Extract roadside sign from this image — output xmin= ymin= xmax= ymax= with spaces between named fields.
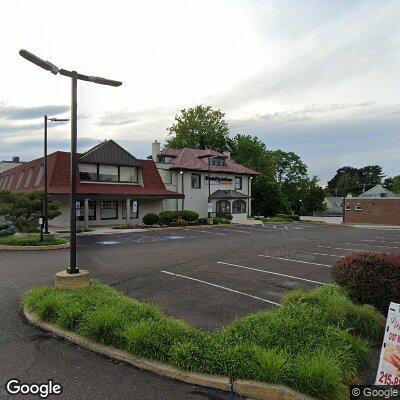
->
xmin=376 ymin=302 xmax=400 ymax=386
xmin=208 ymin=203 xmax=213 ymax=213
xmin=132 ymin=201 xmax=138 ymax=214
xmin=75 ymin=202 xmax=81 ymax=217
xmin=38 ymin=217 xmax=43 ymax=225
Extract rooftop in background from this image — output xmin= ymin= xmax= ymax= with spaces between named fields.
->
xmin=358 ymin=184 xmax=399 ymax=198
xmin=155 ymin=147 xmax=260 ymax=176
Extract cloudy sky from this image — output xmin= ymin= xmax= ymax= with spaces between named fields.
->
xmin=1 ymin=0 xmax=399 ymax=183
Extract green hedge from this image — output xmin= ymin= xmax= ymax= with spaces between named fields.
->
xmin=24 ymin=283 xmax=382 ymax=400
xmin=0 ymin=233 xmax=67 ymax=246
xmin=142 ymin=213 xmax=160 ymax=226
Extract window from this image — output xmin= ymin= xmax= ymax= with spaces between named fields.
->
xmin=355 ymin=205 xmax=363 ymax=211
xmin=120 ymin=166 xmax=138 ymax=183
xmin=345 ymin=205 xmax=352 ymax=211
xmin=157 ymin=155 xmax=165 ymax=163
xmin=98 ymin=165 xmax=118 ymax=182
xmin=235 ymin=176 xmax=242 ymax=190
xmin=79 ymin=164 xmax=97 ymax=181
xmin=232 ymin=200 xmax=246 ymax=213
xmin=78 ymin=201 xmax=96 ymax=221
xmin=16 ymin=171 xmax=25 ymax=189
xmin=160 ymin=169 xmax=172 ymax=184
xmin=191 ymin=173 xmax=201 ymax=189
xmin=25 ymin=168 xmax=34 ymax=188
xmin=100 ymin=201 xmax=118 ymax=220
xmin=34 ymin=166 xmax=44 ymax=187
xmin=216 ymin=200 xmax=230 ymax=215
xmin=210 ymin=156 xmax=226 ymax=166
xmin=122 ymin=200 xmax=139 ymax=219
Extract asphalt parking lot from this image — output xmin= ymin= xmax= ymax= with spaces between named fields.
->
xmin=1 ymin=222 xmax=399 ymax=399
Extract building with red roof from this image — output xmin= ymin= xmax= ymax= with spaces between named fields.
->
xmin=0 ymin=140 xmax=182 ymax=228
xmin=150 ymin=141 xmax=260 ymax=222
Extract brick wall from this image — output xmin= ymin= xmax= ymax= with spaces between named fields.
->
xmin=344 ymin=198 xmax=400 ymax=226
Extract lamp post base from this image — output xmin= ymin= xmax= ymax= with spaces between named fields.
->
xmin=55 ymin=269 xmax=90 ymax=289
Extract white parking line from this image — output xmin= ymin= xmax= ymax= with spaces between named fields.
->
xmin=161 ymin=270 xmax=281 ymax=306
xmin=258 ymin=254 xmax=331 ymax=267
xmin=340 ymin=242 xmax=399 ymax=249
xmin=197 ymin=230 xmax=227 ymax=236
xmin=218 ymin=228 xmax=251 ymax=234
xmin=362 ymin=239 xmax=400 ymax=244
xmin=307 ymin=251 xmax=344 ymax=258
xmin=217 ymin=262 xmax=326 ymax=285
xmin=318 ymin=245 xmax=374 ymax=252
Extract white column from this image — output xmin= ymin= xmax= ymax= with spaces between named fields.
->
xmin=126 ymin=198 xmax=130 ymax=225
xmin=84 ymin=199 xmax=89 ymax=229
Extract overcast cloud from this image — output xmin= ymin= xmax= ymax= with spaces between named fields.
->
xmin=0 ymin=0 xmax=399 ymax=183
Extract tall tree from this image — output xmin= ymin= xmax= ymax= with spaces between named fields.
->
xmin=165 ymin=105 xmax=229 ymax=152
xmin=384 ymin=175 xmax=400 ymax=193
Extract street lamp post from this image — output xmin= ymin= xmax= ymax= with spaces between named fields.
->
xmin=44 ymin=116 xmax=69 ymax=235
xmin=20 ymin=49 xmax=122 ymax=274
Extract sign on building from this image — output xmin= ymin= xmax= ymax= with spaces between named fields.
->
xmin=376 ymin=302 xmax=400 ymax=386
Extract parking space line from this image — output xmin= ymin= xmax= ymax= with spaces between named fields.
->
xmin=161 ymin=270 xmax=281 ymax=306
xmin=303 ymin=251 xmax=344 ymax=258
xmin=340 ymin=242 xmax=399 ymax=249
xmin=217 ymin=262 xmax=326 ymax=285
xmin=197 ymin=230 xmax=227 ymax=236
xmin=217 ymin=228 xmax=251 ymax=234
xmin=258 ymin=254 xmax=331 ymax=267
xmin=318 ymin=245 xmax=374 ymax=252
xmin=361 ymin=239 xmax=400 ymax=244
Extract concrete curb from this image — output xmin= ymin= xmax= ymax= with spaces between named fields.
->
xmin=0 ymin=242 xmax=70 ymax=251
xmin=23 ymin=307 xmax=316 ymax=400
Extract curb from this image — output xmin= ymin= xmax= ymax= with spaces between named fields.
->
xmin=23 ymin=307 xmax=315 ymax=400
xmin=0 ymin=242 xmax=70 ymax=251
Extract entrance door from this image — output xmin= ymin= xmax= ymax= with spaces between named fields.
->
xmin=216 ymin=200 xmax=230 ymax=216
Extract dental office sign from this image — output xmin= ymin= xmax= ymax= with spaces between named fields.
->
xmin=205 ymin=176 xmax=232 ymax=185
xmin=376 ymin=302 xmax=400 ymax=386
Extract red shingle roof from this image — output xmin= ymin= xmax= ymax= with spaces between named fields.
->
xmin=0 ymin=151 xmax=182 ymax=198
xmin=160 ymin=148 xmax=260 ymax=175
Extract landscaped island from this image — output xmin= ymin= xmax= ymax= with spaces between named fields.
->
xmin=0 ymin=233 xmax=68 ymax=247
xmin=24 ymin=282 xmax=383 ymax=399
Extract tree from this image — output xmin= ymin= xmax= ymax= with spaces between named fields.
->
xmin=384 ymin=175 xmax=400 ymax=193
xmin=302 ymin=176 xmax=327 ymax=214
xmin=0 ymin=190 xmax=61 ymax=232
xmin=166 ymin=105 xmax=230 ymax=152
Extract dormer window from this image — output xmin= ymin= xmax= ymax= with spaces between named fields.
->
xmin=157 ymin=155 xmax=165 ymax=163
xmin=79 ymin=163 xmax=138 ymax=183
xmin=209 ymin=156 xmax=226 ymax=166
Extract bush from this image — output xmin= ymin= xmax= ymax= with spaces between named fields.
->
xmin=288 ymin=214 xmax=300 ymax=221
xmin=159 ymin=211 xmax=176 ymax=225
xmin=213 ymin=217 xmax=231 ymax=225
xmin=178 ymin=210 xmax=199 ymax=223
xmin=0 ymin=217 xmax=17 ymax=237
xmin=0 ymin=233 xmax=68 ymax=246
xmin=219 ymin=213 xmax=233 ymax=221
xmin=142 ymin=213 xmax=160 ymax=226
xmin=23 ymin=282 xmax=383 ymax=400
xmin=331 ymin=252 xmax=400 ymax=314
xmin=175 ymin=218 xmax=188 ymax=227
xmin=196 ymin=217 xmax=208 ymax=225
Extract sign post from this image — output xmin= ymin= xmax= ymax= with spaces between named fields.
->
xmin=376 ymin=302 xmax=400 ymax=386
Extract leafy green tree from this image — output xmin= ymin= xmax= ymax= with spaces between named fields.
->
xmin=252 ymin=178 xmax=289 ymax=216
xmin=384 ymin=175 xmax=400 ymax=193
xmin=273 ymin=150 xmax=308 ymax=185
xmin=336 ymin=173 xmax=359 ymax=197
xmin=0 ymin=190 xmax=61 ymax=232
xmin=166 ymin=105 xmax=230 ymax=152
xmin=302 ymin=177 xmax=327 ymax=214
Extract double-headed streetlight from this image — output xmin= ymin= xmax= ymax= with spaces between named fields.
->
xmin=43 ymin=116 xmax=69 ymax=235
xmin=19 ymin=49 xmax=122 ymax=274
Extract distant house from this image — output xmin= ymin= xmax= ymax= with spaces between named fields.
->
xmin=358 ymin=184 xmax=397 ymax=198
xmin=0 ymin=156 xmax=24 ymax=173
xmin=344 ymin=184 xmax=400 ymax=226
xmin=323 ymin=197 xmax=343 ymax=216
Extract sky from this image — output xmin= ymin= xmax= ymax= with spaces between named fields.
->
xmin=1 ymin=0 xmax=399 ymax=184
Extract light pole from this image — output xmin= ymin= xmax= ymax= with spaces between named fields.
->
xmin=44 ymin=116 xmax=69 ymax=235
xmin=20 ymin=49 xmax=122 ymax=274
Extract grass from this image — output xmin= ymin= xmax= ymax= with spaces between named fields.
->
xmin=0 ymin=233 xmax=68 ymax=246
xmin=23 ymin=283 xmax=383 ymax=400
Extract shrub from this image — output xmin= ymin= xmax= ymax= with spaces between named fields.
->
xmin=175 ymin=218 xmax=188 ymax=227
xmin=159 ymin=211 xmax=176 ymax=225
xmin=219 ymin=213 xmax=233 ymax=221
xmin=213 ymin=217 xmax=231 ymax=224
xmin=0 ymin=217 xmax=17 ymax=237
xmin=179 ymin=210 xmax=199 ymax=223
xmin=0 ymin=233 xmax=67 ymax=246
xmin=142 ymin=213 xmax=160 ymax=226
xmin=288 ymin=214 xmax=300 ymax=221
xmin=331 ymin=252 xmax=400 ymax=314
xmin=196 ymin=217 xmax=208 ymax=225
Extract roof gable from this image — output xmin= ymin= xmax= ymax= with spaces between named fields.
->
xmin=79 ymin=140 xmax=142 ymax=167
xmin=358 ymin=184 xmax=396 ymax=198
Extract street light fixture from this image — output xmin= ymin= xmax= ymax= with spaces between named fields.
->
xmin=20 ymin=49 xmax=122 ymax=275
xmin=43 ymin=116 xmax=69 ymax=236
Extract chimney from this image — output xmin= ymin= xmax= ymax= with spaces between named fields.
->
xmin=12 ymin=156 xmax=20 ymax=163
xmin=152 ymin=141 xmax=161 ymax=161
xmin=223 ymin=151 xmax=230 ymax=159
